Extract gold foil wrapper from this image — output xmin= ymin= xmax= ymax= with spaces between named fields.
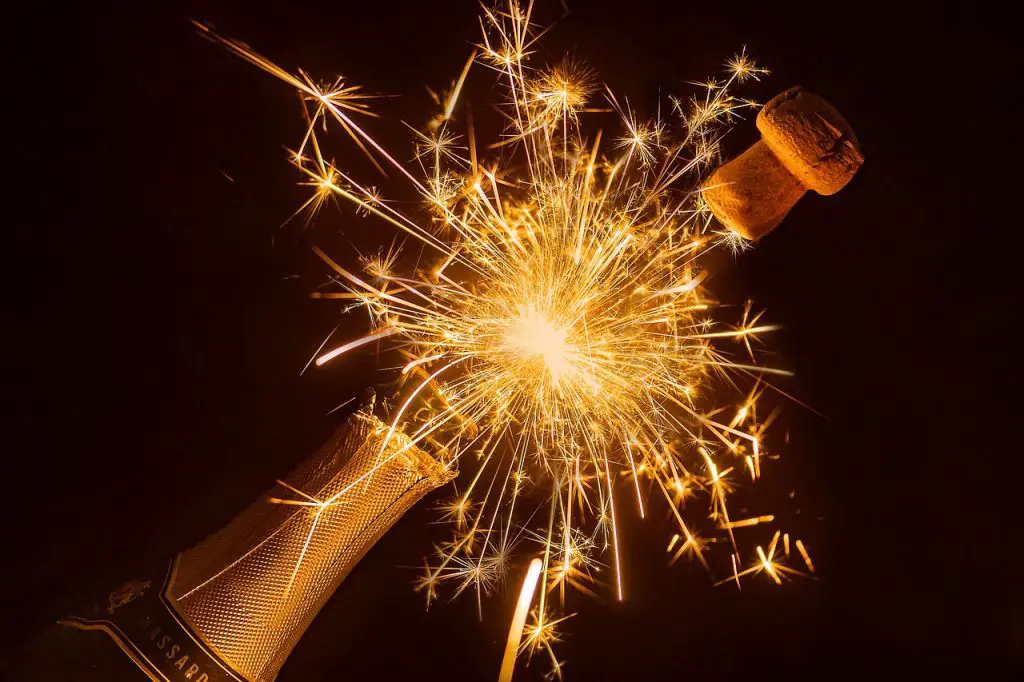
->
xmin=165 ymin=409 xmax=454 ymax=681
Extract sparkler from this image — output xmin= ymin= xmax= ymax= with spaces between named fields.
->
xmin=197 ymin=2 xmax=822 ymax=678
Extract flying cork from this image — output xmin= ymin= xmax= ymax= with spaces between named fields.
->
xmin=702 ymin=87 xmax=864 ymax=240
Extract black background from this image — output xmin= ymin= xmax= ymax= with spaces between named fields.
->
xmin=5 ymin=1 xmax=1018 ymax=679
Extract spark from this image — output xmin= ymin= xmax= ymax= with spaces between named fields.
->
xmin=796 ymin=539 xmax=816 ymax=573
xmin=532 ymin=58 xmax=595 ymax=127
xmin=499 ymin=558 xmax=543 ymax=682
xmin=718 ymin=514 xmax=775 ymax=530
xmin=315 ymin=326 xmax=400 ymax=366
xmin=726 ymin=47 xmax=770 ymax=83
xmin=522 ymin=607 xmax=573 ymax=679
xmin=715 ymin=530 xmax=811 ymax=587
xmin=200 ymin=3 xmax=814 ymax=677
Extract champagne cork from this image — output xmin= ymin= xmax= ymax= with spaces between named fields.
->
xmin=702 ymin=87 xmax=864 ymax=240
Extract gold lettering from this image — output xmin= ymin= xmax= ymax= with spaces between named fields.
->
xmin=166 ymin=644 xmax=179 ymax=660
xmin=196 ymin=675 xmax=209 ymax=682
xmin=158 ymin=635 xmax=171 ymax=651
xmin=175 ymin=654 xmax=189 ymax=670
xmin=149 ymin=625 xmax=161 ymax=641
xmin=185 ymin=663 xmax=200 ymax=679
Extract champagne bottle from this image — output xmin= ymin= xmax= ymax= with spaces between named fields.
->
xmin=13 ymin=400 xmax=454 ymax=681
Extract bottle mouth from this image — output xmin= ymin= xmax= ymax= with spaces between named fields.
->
xmin=352 ymin=408 xmax=458 ymax=486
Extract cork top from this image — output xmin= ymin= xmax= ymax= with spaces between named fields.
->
xmin=757 ymin=87 xmax=864 ymax=196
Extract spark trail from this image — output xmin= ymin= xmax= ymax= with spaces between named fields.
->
xmin=198 ymin=3 xmax=817 ymax=678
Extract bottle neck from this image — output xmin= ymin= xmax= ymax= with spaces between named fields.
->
xmin=164 ymin=410 xmax=453 ymax=682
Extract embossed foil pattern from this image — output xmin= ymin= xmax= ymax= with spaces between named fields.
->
xmin=167 ymin=410 xmax=454 ymax=681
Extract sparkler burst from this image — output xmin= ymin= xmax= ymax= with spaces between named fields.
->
xmin=198 ymin=2 xmax=817 ymax=677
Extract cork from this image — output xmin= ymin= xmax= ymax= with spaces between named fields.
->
xmin=702 ymin=87 xmax=864 ymax=240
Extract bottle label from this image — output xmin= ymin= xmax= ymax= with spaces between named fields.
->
xmin=59 ymin=561 xmax=248 ymax=682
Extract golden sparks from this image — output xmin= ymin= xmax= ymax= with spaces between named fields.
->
xmin=200 ymin=3 xmax=816 ymax=679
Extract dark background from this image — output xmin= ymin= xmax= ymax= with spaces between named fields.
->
xmin=5 ymin=0 xmax=1018 ymax=679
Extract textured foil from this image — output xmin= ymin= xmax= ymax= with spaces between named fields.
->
xmin=165 ymin=409 xmax=455 ymax=681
